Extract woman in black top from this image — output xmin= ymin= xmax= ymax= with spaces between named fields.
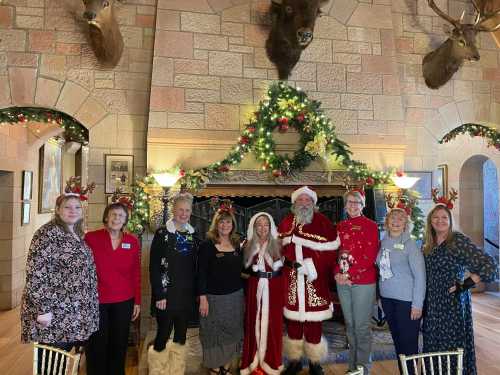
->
xmin=198 ymin=205 xmax=244 ymax=375
xmin=148 ymin=192 xmax=198 ymax=375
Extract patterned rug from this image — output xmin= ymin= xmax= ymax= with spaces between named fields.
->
xmin=323 ymin=320 xmax=397 ymax=364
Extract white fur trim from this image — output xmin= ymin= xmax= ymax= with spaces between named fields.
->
xmin=240 ymin=355 xmax=259 ymax=375
xmin=291 ymin=186 xmax=318 ymax=205
xmin=284 ymin=303 xmax=333 ymax=322
xmin=304 ymin=337 xmax=328 ymax=363
xmin=247 ymin=212 xmax=278 ymax=241
xmin=261 ymin=361 xmax=284 ymax=375
xmin=255 ymin=277 xmax=270 ymax=366
xmin=166 ymin=219 xmax=194 ymax=234
xmin=303 ymin=258 xmax=317 ymax=282
xmin=295 ymin=244 xmax=306 ymax=321
xmin=282 ymin=235 xmax=340 ymax=251
xmin=272 ymin=259 xmax=283 ymax=271
xmin=283 ymin=336 xmax=304 ymax=360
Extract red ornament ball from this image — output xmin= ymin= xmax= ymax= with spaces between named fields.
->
xmin=365 ymin=177 xmax=375 ymax=186
xmin=296 ymin=112 xmax=305 ymax=122
xmin=272 ymin=169 xmax=282 ymax=177
xmin=240 ymin=136 xmax=249 ymax=145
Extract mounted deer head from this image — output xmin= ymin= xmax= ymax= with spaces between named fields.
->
xmin=423 ymin=0 xmax=500 ymax=89
xmin=82 ymin=0 xmax=124 ymax=67
xmin=266 ymin=0 xmax=329 ymax=80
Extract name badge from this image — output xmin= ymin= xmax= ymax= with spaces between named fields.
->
xmin=393 ymin=243 xmax=404 ymax=250
xmin=122 ymin=243 xmax=131 ymax=250
xmin=351 ymin=225 xmax=362 ymax=231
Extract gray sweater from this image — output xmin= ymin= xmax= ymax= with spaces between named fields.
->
xmin=376 ymin=230 xmax=426 ymax=309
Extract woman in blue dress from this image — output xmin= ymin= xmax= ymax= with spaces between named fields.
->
xmin=422 ymin=204 xmax=498 ymax=375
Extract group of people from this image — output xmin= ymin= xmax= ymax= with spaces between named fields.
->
xmin=20 ymin=184 xmax=498 ymax=375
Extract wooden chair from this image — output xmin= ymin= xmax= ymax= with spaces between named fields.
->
xmin=399 ymin=348 xmax=464 ymax=375
xmin=33 ymin=343 xmax=81 ymax=375
xmin=346 ymin=366 xmax=364 ymax=375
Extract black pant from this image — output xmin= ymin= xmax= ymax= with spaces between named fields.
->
xmin=381 ymin=297 xmax=421 ymax=375
xmin=37 ymin=342 xmax=82 ymax=375
xmin=153 ymin=309 xmax=188 ymax=351
xmin=85 ymin=298 xmax=134 ymax=375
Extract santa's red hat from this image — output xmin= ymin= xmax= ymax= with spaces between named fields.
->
xmin=291 ymin=186 xmax=317 ymax=205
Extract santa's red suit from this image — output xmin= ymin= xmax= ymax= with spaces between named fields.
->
xmin=241 ymin=213 xmax=285 ymax=375
xmin=279 ymin=210 xmax=339 ymax=363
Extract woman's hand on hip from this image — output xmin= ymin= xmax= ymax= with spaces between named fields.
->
xmin=131 ymin=304 xmax=141 ymax=321
xmin=410 ymin=307 xmax=422 ymax=320
xmin=199 ymin=295 xmax=209 ymax=317
xmin=36 ymin=312 xmax=53 ymax=328
xmin=156 ymin=299 xmax=167 ymax=310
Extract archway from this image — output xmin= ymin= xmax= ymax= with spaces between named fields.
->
xmin=0 ymin=107 xmax=90 ymax=310
xmin=459 ymin=155 xmax=499 ymax=292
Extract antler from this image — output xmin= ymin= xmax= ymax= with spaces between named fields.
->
xmin=473 ymin=1 xmax=500 ymax=32
xmin=427 ymin=0 xmax=461 ymax=28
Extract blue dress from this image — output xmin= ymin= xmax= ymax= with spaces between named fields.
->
xmin=423 ymin=232 xmax=498 ymax=375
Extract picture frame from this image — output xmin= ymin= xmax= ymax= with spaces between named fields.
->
xmin=38 ymin=140 xmax=63 ymax=213
xmin=105 ymin=154 xmax=134 ymax=194
xmin=406 ymin=171 xmax=433 ymax=200
xmin=433 ymin=164 xmax=448 ymax=198
xmin=22 ymin=202 xmax=31 ymax=225
xmin=22 ymin=170 xmax=33 ymax=201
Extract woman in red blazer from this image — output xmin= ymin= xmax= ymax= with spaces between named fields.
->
xmin=85 ymin=202 xmax=141 ymax=375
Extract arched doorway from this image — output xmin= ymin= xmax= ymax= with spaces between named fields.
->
xmin=0 ymin=107 xmax=89 ymax=309
xmin=459 ymin=155 xmax=499 ymax=292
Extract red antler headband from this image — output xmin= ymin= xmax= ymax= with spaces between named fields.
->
xmin=432 ymin=188 xmax=458 ymax=209
xmin=111 ymin=188 xmax=134 ymax=210
xmin=385 ymin=192 xmax=412 ymax=216
xmin=210 ymin=197 xmax=235 ymax=215
xmin=59 ymin=176 xmax=95 ymax=202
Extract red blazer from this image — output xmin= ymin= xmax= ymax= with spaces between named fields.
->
xmin=334 ymin=215 xmax=379 ymax=284
xmin=85 ymin=228 xmax=141 ymax=304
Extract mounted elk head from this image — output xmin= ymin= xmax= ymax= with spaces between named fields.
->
xmin=82 ymin=0 xmax=124 ymax=67
xmin=266 ymin=0 xmax=329 ymax=80
xmin=423 ymin=0 xmax=500 ymax=89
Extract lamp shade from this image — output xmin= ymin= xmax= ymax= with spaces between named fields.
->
xmin=152 ymin=172 xmax=179 ymax=188
xmin=391 ymin=175 xmax=420 ymax=189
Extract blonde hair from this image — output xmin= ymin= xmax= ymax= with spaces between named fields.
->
xmin=172 ymin=192 xmax=193 ymax=209
xmin=206 ymin=210 xmax=240 ymax=248
xmin=423 ymin=205 xmax=454 ymax=255
xmin=384 ymin=209 xmax=409 ymax=233
xmin=53 ymin=195 xmax=85 ymax=239
xmin=243 ymin=214 xmax=281 ymax=265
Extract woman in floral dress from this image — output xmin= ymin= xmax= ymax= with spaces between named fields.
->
xmin=422 ymin=205 xmax=498 ymax=375
xmin=21 ymin=193 xmax=99 ymax=372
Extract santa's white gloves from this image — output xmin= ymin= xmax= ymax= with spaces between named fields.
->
xmin=297 ymin=258 xmax=318 ymax=282
xmin=36 ymin=312 xmax=53 ymax=328
xmin=272 ymin=259 xmax=283 ymax=271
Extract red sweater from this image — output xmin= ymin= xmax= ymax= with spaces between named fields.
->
xmin=85 ymin=229 xmax=141 ymax=304
xmin=334 ymin=215 xmax=379 ymax=284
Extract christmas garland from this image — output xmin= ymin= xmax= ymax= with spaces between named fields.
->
xmin=179 ymin=82 xmax=392 ymax=191
xmin=0 ymin=107 xmax=89 ymax=144
xmin=439 ymin=123 xmax=500 ymax=150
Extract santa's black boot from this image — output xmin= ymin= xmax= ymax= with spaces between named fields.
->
xmin=283 ymin=361 xmax=303 ymax=375
xmin=309 ymin=361 xmax=325 ymax=375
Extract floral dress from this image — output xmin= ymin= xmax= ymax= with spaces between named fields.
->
xmin=423 ymin=232 xmax=498 ymax=375
xmin=21 ymin=221 xmax=99 ymax=344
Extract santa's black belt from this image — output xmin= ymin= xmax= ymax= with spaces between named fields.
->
xmin=249 ymin=270 xmax=282 ymax=279
xmin=284 ymin=258 xmax=302 ymax=269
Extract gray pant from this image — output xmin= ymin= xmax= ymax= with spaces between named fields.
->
xmin=337 ymin=283 xmax=376 ymax=374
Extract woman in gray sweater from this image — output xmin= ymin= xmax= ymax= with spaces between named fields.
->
xmin=376 ymin=208 xmax=425 ymax=375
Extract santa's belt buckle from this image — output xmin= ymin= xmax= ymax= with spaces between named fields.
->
xmin=266 ymin=271 xmax=273 ymax=278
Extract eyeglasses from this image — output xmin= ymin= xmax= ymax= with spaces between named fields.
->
xmin=346 ymin=200 xmax=362 ymax=205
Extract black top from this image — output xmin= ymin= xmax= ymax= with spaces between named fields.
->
xmin=149 ymin=226 xmax=199 ymax=313
xmin=197 ymin=239 xmax=244 ymax=295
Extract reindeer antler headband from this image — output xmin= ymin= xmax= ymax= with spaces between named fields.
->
xmin=385 ymin=191 xmax=414 ymax=216
xmin=111 ymin=188 xmax=134 ymax=210
xmin=432 ymin=188 xmax=458 ymax=209
xmin=61 ymin=176 xmax=95 ymax=201
xmin=210 ymin=197 xmax=235 ymax=215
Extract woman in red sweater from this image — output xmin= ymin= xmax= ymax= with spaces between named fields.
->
xmin=334 ymin=189 xmax=379 ymax=375
xmin=85 ymin=202 xmax=141 ymax=375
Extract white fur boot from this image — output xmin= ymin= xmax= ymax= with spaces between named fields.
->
xmin=148 ymin=345 xmax=170 ymax=375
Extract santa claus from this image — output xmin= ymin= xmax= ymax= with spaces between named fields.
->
xmin=279 ymin=186 xmax=340 ymax=375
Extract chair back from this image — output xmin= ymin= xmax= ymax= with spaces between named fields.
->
xmin=346 ymin=366 xmax=364 ymax=375
xmin=33 ymin=343 xmax=81 ymax=375
xmin=399 ymin=348 xmax=464 ymax=375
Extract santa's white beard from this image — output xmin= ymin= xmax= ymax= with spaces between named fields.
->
xmin=292 ymin=204 xmax=314 ymax=225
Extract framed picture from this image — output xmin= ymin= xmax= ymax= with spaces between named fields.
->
xmin=22 ymin=202 xmax=31 ymax=225
xmin=38 ymin=140 xmax=63 ymax=213
xmin=406 ymin=171 xmax=433 ymax=200
xmin=22 ymin=170 xmax=33 ymax=201
xmin=433 ymin=164 xmax=448 ymax=198
xmin=105 ymin=154 xmax=134 ymax=194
